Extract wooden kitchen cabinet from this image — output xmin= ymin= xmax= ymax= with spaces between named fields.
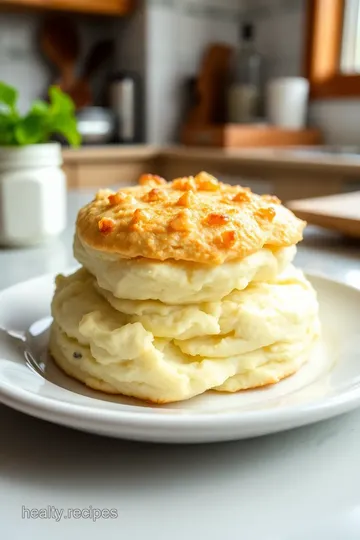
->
xmin=62 ymin=145 xmax=360 ymax=202
xmin=48 ymin=0 xmax=134 ymax=15
xmin=0 ymin=0 xmax=134 ymax=15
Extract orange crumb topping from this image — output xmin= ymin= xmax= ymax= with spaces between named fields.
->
xmin=95 ymin=189 xmax=113 ymax=201
xmin=169 ymin=210 xmax=192 ymax=232
xmin=142 ymin=188 xmax=168 ymax=203
xmin=262 ymin=195 xmax=281 ymax=204
xmin=139 ymin=174 xmax=166 ymax=187
xmin=98 ymin=217 xmax=115 ymax=234
xmin=217 ymin=230 xmax=237 ymax=248
xmin=206 ymin=213 xmax=230 ymax=226
xmin=176 ymin=191 xmax=196 ymax=207
xmin=172 ymin=176 xmax=197 ymax=191
xmin=132 ymin=209 xmax=146 ymax=223
xmin=232 ymin=191 xmax=251 ymax=203
xmin=255 ymin=207 xmax=276 ymax=222
xmin=129 ymin=209 xmax=149 ymax=231
xmin=108 ymin=192 xmax=127 ymax=205
xmin=195 ymin=172 xmax=219 ymax=191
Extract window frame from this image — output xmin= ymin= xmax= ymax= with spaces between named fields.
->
xmin=305 ymin=0 xmax=360 ymax=98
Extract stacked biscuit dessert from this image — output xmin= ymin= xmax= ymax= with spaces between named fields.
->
xmin=50 ymin=172 xmax=320 ymax=403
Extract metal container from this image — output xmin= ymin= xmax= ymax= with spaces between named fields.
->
xmin=109 ymin=72 xmax=141 ymax=143
xmin=76 ymin=107 xmax=115 ymax=145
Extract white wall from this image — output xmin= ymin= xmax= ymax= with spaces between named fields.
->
xmin=145 ymin=0 xmax=243 ymax=144
xmin=243 ymin=0 xmax=360 ymax=145
xmin=244 ymin=0 xmax=305 ymax=78
xmin=0 ymin=14 xmax=48 ymax=114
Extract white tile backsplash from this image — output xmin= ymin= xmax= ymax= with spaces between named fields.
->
xmin=184 ymin=0 xmax=240 ymax=8
xmin=147 ymin=6 xmax=178 ymax=58
xmin=309 ymin=100 xmax=360 ymax=146
xmin=145 ymin=0 xmax=241 ymax=143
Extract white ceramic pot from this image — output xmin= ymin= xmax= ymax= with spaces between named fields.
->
xmin=0 ymin=143 xmax=66 ymax=246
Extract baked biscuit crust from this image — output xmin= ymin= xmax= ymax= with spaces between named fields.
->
xmin=76 ymin=172 xmax=306 ymax=264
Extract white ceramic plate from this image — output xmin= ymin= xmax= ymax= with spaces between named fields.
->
xmin=0 ymin=272 xmax=359 ymax=444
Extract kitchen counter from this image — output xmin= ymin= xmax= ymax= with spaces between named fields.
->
xmin=62 ymin=144 xmax=159 ymax=163
xmin=63 ymin=144 xmax=360 ymax=173
xmin=164 ymin=145 xmax=360 ymax=173
xmin=62 ymin=145 xmax=360 ymax=200
xmin=1 ymin=190 xmax=360 ymax=539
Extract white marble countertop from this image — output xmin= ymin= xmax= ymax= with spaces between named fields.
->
xmin=1 ymin=191 xmax=360 ymax=540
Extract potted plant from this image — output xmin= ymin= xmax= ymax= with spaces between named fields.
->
xmin=0 ymin=82 xmax=81 ymax=246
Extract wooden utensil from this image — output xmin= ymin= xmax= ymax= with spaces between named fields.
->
xmin=68 ymin=40 xmax=114 ymax=110
xmin=287 ymin=191 xmax=360 ymax=238
xmin=186 ymin=43 xmax=233 ymax=126
xmin=40 ymin=15 xmax=80 ymax=92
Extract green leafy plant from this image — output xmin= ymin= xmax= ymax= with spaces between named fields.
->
xmin=0 ymin=82 xmax=81 ymax=147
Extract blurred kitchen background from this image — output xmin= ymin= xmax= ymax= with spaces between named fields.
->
xmin=1 ymin=0 xmax=360 ymax=237
xmin=1 ymin=0 xmax=359 ymax=144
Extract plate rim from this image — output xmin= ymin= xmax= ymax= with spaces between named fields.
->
xmin=0 ymin=270 xmax=359 ymax=433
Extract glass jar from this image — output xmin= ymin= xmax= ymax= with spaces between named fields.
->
xmin=0 ymin=143 xmax=66 ymax=246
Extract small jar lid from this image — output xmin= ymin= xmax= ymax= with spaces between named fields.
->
xmin=0 ymin=142 xmax=63 ymax=171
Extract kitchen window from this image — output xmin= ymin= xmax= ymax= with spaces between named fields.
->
xmin=306 ymin=0 xmax=360 ymax=97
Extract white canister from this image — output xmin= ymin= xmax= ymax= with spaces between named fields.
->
xmin=266 ymin=77 xmax=309 ymax=129
xmin=110 ymin=73 xmax=138 ymax=143
xmin=0 ymin=143 xmax=66 ymax=246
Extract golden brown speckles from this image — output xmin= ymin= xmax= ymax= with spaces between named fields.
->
xmin=194 ymin=172 xmax=219 ymax=191
xmin=108 ymin=192 xmax=137 ymax=206
xmin=139 ymin=174 xmax=166 ymax=187
xmin=129 ymin=209 xmax=150 ymax=231
xmin=221 ymin=187 xmax=251 ymax=204
xmin=98 ymin=217 xmax=115 ymax=234
xmin=172 ymin=176 xmax=197 ymax=191
xmin=169 ymin=209 xmax=192 ymax=232
xmin=262 ymin=194 xmax=281 ymax=204
xmin=216 ymin=230 xmax=237 ymax=248
xmin=232 ymin=190 xmax=251 ymax=203
xmin=206 ymin=213 xmax=230 ymax=226
xmin=108 ymin=192 xmax=126 ymax=205
xmin=221 ymin=193 xmax=233 ymax=204
xmin=130 ymin=208 xmax=148 ymax=226
xmin=255 ymin=207 xmax=276 ymax=222
xmin=176 ymin=191 xmax=196 ymax=208
xmin=95 ymin=189 xmax=114 ymax=201
xmin=77 ymin=169 xmax=306 ymax=265
xmin=142 ymin=188 xmax=168 ymax=203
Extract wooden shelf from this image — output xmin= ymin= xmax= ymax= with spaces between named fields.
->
xmin=0 ymin=0 xmax=135 ymax=16
xmin=182 ymin=124 xmax=322 ymax=148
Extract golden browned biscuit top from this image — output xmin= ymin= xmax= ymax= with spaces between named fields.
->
xmin=76 ymin=172 xmax=306 ymax=264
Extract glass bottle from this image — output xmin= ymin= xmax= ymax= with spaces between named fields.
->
xmin=228 ymin=22 xmax=263 ymax=123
